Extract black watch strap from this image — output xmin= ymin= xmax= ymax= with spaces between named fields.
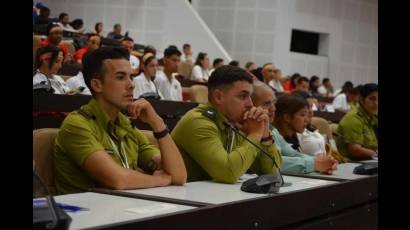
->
xmin=153 ymin=125 xmax=169 ymax=139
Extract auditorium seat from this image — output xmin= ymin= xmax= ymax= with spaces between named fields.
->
xmin=33 ymin=128 xmax=59 ymax=197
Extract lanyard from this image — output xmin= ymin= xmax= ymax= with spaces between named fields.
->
xmin=225 ymin=125 xmax=235 ymax=153
xmin=107 ymin=135 xmax=129 ymax=169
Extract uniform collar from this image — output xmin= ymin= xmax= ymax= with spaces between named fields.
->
xmin=357 ymin=106 xmax=377 ymax=126
xmin=204 ymin=103 xmax=230 ymax=131
xmin=83 ymin=99 xmax=134 ymax=138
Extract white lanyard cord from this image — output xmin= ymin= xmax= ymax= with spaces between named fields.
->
xmin=108 ymin=136 xmax=129 ymax=169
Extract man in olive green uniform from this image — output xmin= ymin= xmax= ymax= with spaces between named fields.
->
xmin=335 ymin=83 xmax=378 ymax=161
xmin=172 ymin=65 xmax=282 ymax=183
xmin=54 ymin=47 xmax=186 ymax=194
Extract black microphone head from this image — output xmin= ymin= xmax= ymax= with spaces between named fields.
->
xmin=241 ymin=174 xmax=281 ymax=194
xmin=353 ymin=162 xmax=378 ymax=175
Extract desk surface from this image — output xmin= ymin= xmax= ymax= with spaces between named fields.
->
xmin=307 ymin=162 xmax=373 ymax=180
xmin=52 ymin=192 xmax=195 ymax=230
xmin=116 ymin=174 xmax=338 ymax=205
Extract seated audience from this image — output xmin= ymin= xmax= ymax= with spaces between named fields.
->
xmin=39 ymin=23 xmax=70 ymax=61
xmin=318 ymin=78 xmax=334 ymax=97
xmin=172 ymin=65 xmax=282 ymax=183
xmin=283 ymin=73 xmax=300 ymax=93
xmin=94 ymin=22 xmax=104 ymax=37
xmin=309 ymin=76 xmax=321 ymax=98
xmin=294 ymin=76 xmax=309 ymax=93
xmin=106 ymin=24 xmax=124 ymax=40
xmin=33 ymin=45 xmax=72 ymax=94
xmin=245 ymin=62 xmax=257 ymax=72
xmin=332 ymin=86 xmax=359 ymax=113
xmin=335 ymin=83 xmax=378 ymax=161
xmin=333 ymin=81 xmax=353 ymax=96
xmin=229 ymin=60 xmax=240 ymax=67
xmin=269 ymin=67 xmax=284 ymax=93
xmin=73 ymin=34 xmax=101 ymax=64
xmin=252 ymin=81 xmax=337 ymax=174
xmin=133 ymin=53 xmax=163 ymax=99
xmin=57 ymin=13 xmax=75 ymax=32
xmin=191 ymin=52 xmax=211 ymax=82
xmin=293 ymin=91 xmax=350 ymax=163
xmin=181 ymin=43 xmax=194 ymax=63
xmin=34 ymin=6 xmax=51 ymax=25
xmin=154 ymin=46 xmax=183 ymax=101
xmin=209 ymin=58 xmax=224 ymax=75
xmin=54 ymin=47 xmax=187 ymax=194
xmin=121 ymin=37 xmax=140 ymax=76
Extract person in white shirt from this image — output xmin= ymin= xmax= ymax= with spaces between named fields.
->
xmin=154 ymin=46 xmax=183 ymax=101
xmin=332 ymin=87 xmax=359 ymax=113
xmin=121 ymin=37 xmax=140 ymax=76
xmin=333 ymin=81 xmax=353 ymax=97
xmin=181 ymin=43 xmax=194 ymax=63
xmin=263 ymin=63 xmax=284 ymax=93
xmin=133 ymin=53 xmax=163 ymax=99
xmin=318 ymin=78 xmax=334 ymax=97
xmin=190 ymin=52 xmax=211 ymax=82
xmin=65 ymin=72 xmax=92 ymax=95
xmin=208 ymin=58 xmax=224 ymax=76
xmin=56 ymin=13 xmax=75 ymax=32
xmin=33 ymin=45 xmax=73 ymax=95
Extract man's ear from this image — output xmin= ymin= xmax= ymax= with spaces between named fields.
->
xmin=212 ymin=89 xmax=224 ymax=106
xmin=90 ymin=78 xmax=103 ymax=93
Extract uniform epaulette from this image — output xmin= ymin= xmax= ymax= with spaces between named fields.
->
xmin=77 ymin=109 xmax=96 ymax=120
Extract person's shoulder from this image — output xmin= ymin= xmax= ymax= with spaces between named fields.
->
xmin=133 ymin=73 xmax=144 ymax=81
xmin=339 ymin=109 xmax=362 ymax=126
xmin=33 ymin=72 xmax=45 ymax=83
xmin=180 ymin=105 xmax=216 ymax=126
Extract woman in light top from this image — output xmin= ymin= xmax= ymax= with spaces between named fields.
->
xmin=33 ymin=45 xmax=73 ymax=94
xmin=133 ymin=53 xmax=163 ymax=99
xmin=191 ymin=52 xmax=211 ymax=82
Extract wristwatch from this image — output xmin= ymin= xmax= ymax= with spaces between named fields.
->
xmin=153 ymin=125 xmax=169 ymax=139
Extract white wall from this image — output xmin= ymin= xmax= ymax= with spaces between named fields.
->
xmin=193 ymin=0 xmax=378 ymax=88
xmin=42 ymin=0 xmax=231 ymax=60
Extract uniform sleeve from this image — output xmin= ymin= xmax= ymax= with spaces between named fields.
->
xmin=272 ymin=129 xmax=314 ymax=174
xmin=55 ymin=115 xmax=105 ymax=167
xmin=172 ymin=117 xmax=261 ymax=184
xmin=339 ymin=116 xmax=365 ymax=145
xmin=133 ymin=129 xmax=160 ymax=170
xmin=191 ymin=66 xmax=203 ymax=81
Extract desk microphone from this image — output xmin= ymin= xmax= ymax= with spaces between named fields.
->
xmin=222 ymin=121 xmax=286 ymax=194
xmin=33 ymin=171 xmax=71 ymax=230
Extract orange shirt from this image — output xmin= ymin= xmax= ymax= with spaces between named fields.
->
xmin=74 ymin=47 xmax=89 ymax=62
xmin=283 ymin=79 xmax=295 ymax=93
xmin=39 ymin=39 xmax=69 ymax=58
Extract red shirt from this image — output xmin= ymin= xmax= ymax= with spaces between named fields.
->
xmin=39 ymin=39 xmax=69 ymax=58
xmin=73 ymin=47 xmax=89 ymax=62
xmin=283 ymin=79 xmax=295 ymax=93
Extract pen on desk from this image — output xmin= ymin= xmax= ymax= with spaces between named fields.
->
xmin=57 ymin=203 xmax=89 ymax=212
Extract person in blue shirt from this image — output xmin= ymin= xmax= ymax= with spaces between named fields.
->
xmin=251 ymin=80 xmax=337 ymax=174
